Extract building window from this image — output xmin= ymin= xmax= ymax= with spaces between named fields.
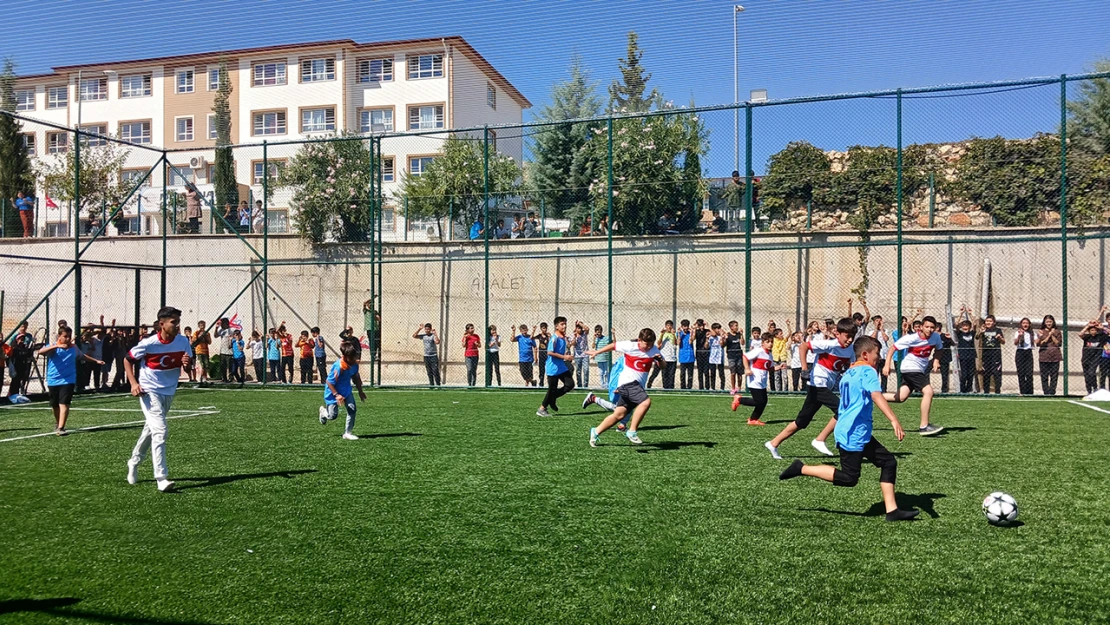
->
xmin=300 ymin=58 xmax=335 ymax=82
xmin=252 ymin=160 xmax=284 ymax=184
xmin=301 ymin=107 xmax=336 ymax=133
xmin=359 ymin=108 xmax=393 ymax=133
xmin=487 ymin=84 xmax=497 ymax=109
xmin=47 ymin=86 xmax=68 ymax=109
xmin=121 ymin=169 xmax=151 ymax=188
xmin=120 ymin=121 xmax=152 ymax=145
xmin=252 ymin=110 xmax=287 ymax=136
xmin=252 ymin=62 xmax=287 ymax=86
xmin=78 ymin=124 xmax=108 ymax=147
xmin=409 ymin=156 xmax=434 ymax=177
xmin=47 ymin=132 xmax=69 ymax=154
xmin=120 ymin=74 xmax=152 ymax=98
xmin=408 ymin=104 xmax=444 ymax=130
xmin=206 ymin=164 xmax=216 ymax=181
xmin=46 ymin=222 xmax=70 ymax=237
xmin=22 ymin=133 xmax=36 ymax=157
xmin=407 ymin=54 xmax=443 ymax=79
xmin=488 ymin=129 xmax=497 ymax=152
xmin=169 ymin=168 xmax=191 ymax=187
xmin=208 ymin=67 xmax=220 ymax=91
xmin=381 ymin=156 xmax=394 ymax=183
xmin=15 ymin=89 xmax=34 ymax=111
xmin=176 ymin=69 xmax=194 ymax=94
xmin=175 ymin=117 xmax=194 ymax=142
xmin=207 ymin=114 xmax=218 ymax=140
xmin=80 ymin=78 xmax=107 ymax=101
xmin=357 ymin=58 xmax=393 ymax=83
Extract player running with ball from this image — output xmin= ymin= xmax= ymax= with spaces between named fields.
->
xmin=585 ymin=328 xmax=662 ymax=447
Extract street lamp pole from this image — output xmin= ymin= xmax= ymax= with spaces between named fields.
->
xmin=733 ymin=5 xmax=744 ymax=177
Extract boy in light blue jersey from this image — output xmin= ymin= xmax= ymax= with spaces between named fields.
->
xmin=38 ymin=326 xmax=104 ymax=435
xmin=318 ymin=341 xmax=366 ymax=440
xmin=778 ymin=336 xmax=920 ymax=522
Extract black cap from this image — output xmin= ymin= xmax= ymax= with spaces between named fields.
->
xmin=156 ymin=306 xmax=182 ymax=320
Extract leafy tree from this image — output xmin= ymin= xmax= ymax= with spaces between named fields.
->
xmin=398 ymin=133 xmax=522 ymax=236
xmin=528 ymin=55 xmax=603 ymax=217
xmin=0 ymin=58 xmax=34 ymax=237
xmin=1066 ymin=60 xmax=1110 ymax=157
xmin=608 ymin=32 xmax=659 ymax=114
xmin=758 ymin=141 xmax=831 ymax=217
xmin=211 ymin=61 xmax=237 ymax=212
xmin=278 ymin=135 xmax=373 ymax=243
xmin=37 ymin=134 xmax=133 ymax=223
xmin=949 ymin=135 xmax=1060 ymax=226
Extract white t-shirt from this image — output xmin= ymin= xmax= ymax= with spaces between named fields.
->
xmin=788 ymin=343 xmax=801 ymax=369
xmin=659 ymin=333 xmax=677 ymax=362
xmin=749 ymin=338 xmax=762 ymax=350
xmin=708 ymin=336 xmax=723 ymax=365
xmin=616 ymin=340 xmax=661 ymax=388
xmin=806 ymin=332 xmax=824 ymax=364
xmin=250 ymin=339 xmax=264 ymax=360
xmin=744 ymin=347 xmax=774 ymax=390
xmin=893 ymin=331 xmax=943 ymax=373
xmin=129 ymin=332 xmax=193 ymax=394
xmin=806 ymin=338 xmax=854 ymax=388
xmin=1015 ymin=330 xmax=1035 ymax=351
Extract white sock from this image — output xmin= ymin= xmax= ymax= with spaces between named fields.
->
xmin=596 ymin=397 xmax=616 ymax=411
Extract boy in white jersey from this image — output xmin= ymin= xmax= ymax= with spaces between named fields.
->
xmin=731 ymin=332 xmax=784 ymax=426
xmin=883 ymin=314 xmax=945 ymax=436
xmin=124 ymin=306 xmax=193 ymax=492
xmin=586 ymin=328 xmax=662 ymax=447
xmin=765 ymin=318 xmax=857 ymax=460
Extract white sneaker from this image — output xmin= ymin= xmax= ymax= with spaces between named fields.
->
xmin=319 ymin=406 xmax=328 ymax=425
xmin=764 ymin=441 xmax=783 ymax=460
xmin=126 ymin=460 xmax=139 ymax=485
xmin=582 ymin=392 xmax=596 ymax=409
xmin=589 ymin=427 xmax=600 ymax=448
xmin=157 ymin=479 xmax=176 ymax=492
xmin=625 ymin=431 xmax=643 ymax=445
xmin=342 ymin=432 xmax=359 ymax=440
xmin=811 ymin=439 xmax=834 ymax=457
xmin=536 ymin=408 xmax=551 ymax=417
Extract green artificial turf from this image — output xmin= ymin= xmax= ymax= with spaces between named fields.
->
xmin=0 ymin=388 xmax=1107 ymax=624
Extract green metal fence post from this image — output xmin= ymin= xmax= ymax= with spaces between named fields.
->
xmin=74 ymin=128 xmax=82 ymax=333
xmin=160 ymin=153 xmax=168 ymax=307
xmin=134 ymin=268 xmax=141 ymax=329
xmin=483 ymin=126 xmax=491 ymax=388
xmin=448 ymin=196 xmax=453 ymax=242
xmin=743 ymin=104 xmax=753 ymax=338
xmin=172 ymin=192 xmax=178 ymax=235
xmin=896 ymin=89 xmax=904 ymax=388
xmin=1 ymin=198 xmax=5 ymax=238
xmin=806 ymin=199 xmax=812 ymax=231
xmin=607 ymin=117 xmax=614 ymax=335
xmin=261 ymin=141 xmax=269 ymax=385
xmin=540 ymin=197 xmax=546 ymax=238
xmin=0 ymin=291 xmax=4 ymax=337
xmin=368 ymin=136 xmax=377 ymax=387
xmin=928 ymin=171 xmax=935 ymax=228
xmin=1060 ymin=74 xmax=1070 ymax=395
xmin=404 ymin=195 xmax=409 ymax=242
xmin=376 ymin=138 xmax=383 ymax=385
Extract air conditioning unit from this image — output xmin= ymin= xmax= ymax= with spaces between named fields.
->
xmin=189 ymin=156 xmax=207 ymax=170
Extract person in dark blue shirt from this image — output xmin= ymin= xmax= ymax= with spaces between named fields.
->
xmin=38 ymin=326 xmax=104 ymax=435
xmin=537 ymin=317 xmax=575 ymax=416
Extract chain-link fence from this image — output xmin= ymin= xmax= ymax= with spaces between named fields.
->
xmin=2 ymin=73 xmax=1109 ymax=396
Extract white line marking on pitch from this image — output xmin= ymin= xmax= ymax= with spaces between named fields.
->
xmin=1068 ymin=400 xmax=1110 ymax=415
xmin=0 ymin=410 xmax=221 ymax=443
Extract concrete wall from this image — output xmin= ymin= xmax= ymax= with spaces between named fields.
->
xmin=1 ymin=227 xmax=1106 ymax=393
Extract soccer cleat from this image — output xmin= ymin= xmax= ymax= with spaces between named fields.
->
xmin=764 ymin=441 xmax=783 ymax=460
xmin=779 ymin=459 xmax=804 ymax=480
xmin=885 ymin=508 xmax=920 ymax=522
xmin=811 ymin=439 xmax=835 ymax=457
xmin=747 ymin=419 xmax=767 ymax=426
xmin=625 ymin=431 xmax=643 ymax=445
xmin=342 ymin=432 xmax=359 ymax=441
xmin=919 ymin=424 xmax=945 ymax=436
xmin=582 ymin=392 xmax=596 ymax=409
xmin=319 ymin=406 xmax=328 ymax=425
xmin=126 ymin=460 xmax=139 ymax=485
xmin=731 ymin=395 xmax=742 ymax=411
xmin=157 ymin=479 xmax=176 ymax=493
xmin=589 ymin=427 xmax=601 ymax=448
xmin=536 ymin=408 xmax=551 ymax=417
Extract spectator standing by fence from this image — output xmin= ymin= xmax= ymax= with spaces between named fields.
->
xmin=1036 ymin=315 xmax=1062 ymax=395
xmin=414 ymin=323 xmax=442 ymax=386
xmin=185 ymin=185 xmax=202 ymax=234
xmin=694 ymin=319 xmax=710 ymax=390
xmin=488 ymin=325 xmax=502 ymax=386
xmin=535 ymin=323 xmax=550 ymax=386
xmin=266 ymin=329 xmax=282 ymax=383
xmin=7 ymin=322 xmax=34 ymax=397
xmin=1013 ymin=318 xmax=1035 ymax=395
xmin=248 ymin=330 xmax=265 ymax=382
xmin=312 ymin=328 xmax=327 ymax=383
xmin=297 ymin=330 xmax=314 ymax=384
xmin=936 ymin=323 xmax=954 ymax=394
xmin=192 ymin=321 xmax=211 ymax=382
xmin=278 ymin=325 xmax=294 ymax=383
xmin=238 ymin=201 xmax=251 ymax=233
xmin=572 ymin=322 xmax=590 ymax=389
xmin=13 ymin=191 xmax=35 ymax=237
xmin=978 ymin=315 xmax=1004 ymax=394
xmin=593 ymin=325 xmax=612 ymax=389
xmin=229 ymin=330 xmax=245 ymax=384
xmin=677 ymin=320 xmax=696 ymax=390
xmin=954 ymin=308 xmax=978 ymax=393
xmin=462 ymin=324 xmax=481 ymax=387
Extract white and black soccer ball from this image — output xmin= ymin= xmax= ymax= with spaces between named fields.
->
xmin=982 ymin=492 xmax=1019 ymax=526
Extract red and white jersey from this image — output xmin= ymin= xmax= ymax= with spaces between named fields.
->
xmin=807 ymin=338 xmax=854 ymax=388
xmin=129 ymin=332 xmax=192 ymax=394
xmin=616 ymin=340 xmax=662 ymax=388
xmin=744 ymin=347 xmax=774 ymax=390
xmin=893 ymin=331 xmax=942 ymax=373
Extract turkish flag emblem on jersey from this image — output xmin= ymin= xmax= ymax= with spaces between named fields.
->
xmin=752 ymin=358 xmax=772 ymax=371
xmin=145 ymin=352 xmax=185 ymax=370
xmin=817 ymin=353 xmax=850 ymax=373
xmin=908 ymin=345 xmax=934 ymax=358
xmin=625 ymin=355 xmax=654 ymax=373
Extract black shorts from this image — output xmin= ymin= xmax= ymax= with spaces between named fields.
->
xmin=615 ymin=382 xmax=649 ymax=411
xmin=794 ymin=385 xmax=839 ymax=428
xmin=835 ymin=437 xmax=897 ymax=486
xmin=48 ymin=384 xmax=75 ymax=407
xmin=901 ymin=372 xmax=931 ymax=393
xmin=519 ymin=362 xmax=534 ymax=380
xmin=727 ymin=355 xmax=743 ymax=374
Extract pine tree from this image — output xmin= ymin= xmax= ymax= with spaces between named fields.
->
xmin=607 ymin=32 xmax=659 ymax=114
xmin=529 ymin=55 xmax=602 ymax=217
xmin=0 ymin=58 xmax=34 ymax=237
xmin=211 ymin=61 xmax=237 ymax=215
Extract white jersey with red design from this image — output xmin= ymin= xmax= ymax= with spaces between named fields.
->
xmin=744 ymin=347 xmax=774 ymax=390
xmin=129 ymin=332 xmax=192 ymax=394
xmin=806 ymin=338 xmax=854 ymax=388
xmin=893 ymin=331 xmax=942 ymax=373
xmin=615 ymin=340 xmax=662 ymax=388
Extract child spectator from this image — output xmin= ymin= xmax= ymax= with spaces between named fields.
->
xmin=248 ymin=330 xmax=265 ymax=383
xmin=229 ymin=330 xmax=245 ymax=384
xmin=1079 ymin=319 xmax=1108 ymax=394
xmin=1037 ymin=315 xmax=1062 ymax=395
xmin=462 ymin=324 xmax=481 ymax=387
xmin=572 ymin=322 xmax=590 ymax=389
xmin=488 ymin=325 xmax=502 ymax=386
xmin=278 ymin=325 xmax=295 ymax=384
xmin=535 ymin=323 xmax=550 ymax=386
xmin=191 ymin=320 xmax=211 ymax=383
xmin=297 ymin=330 xmax=315 ymax=384
xmin=413 ymin=323 xmax=442 ymax=386
xmin=511 ymin=324 xmax=537 ymax=387
xmin=266 ymin=328 xmax=282 ymax=383
xmin=978 ymin=315 xmax=1005 ymax=394
xmin=39 ymin=327 xmax=104 ymax=435
xmin=725 ymin=321 xmax=744 ymax=395
xmin=708 ymin=323 xmax=725 ymax=390
xmin=772 ymin=326 xmax=789 ymax=391
xmin=1013 ymin=317 xmax=1035 ymax=395
xmin=935 ymin=323 xmax=954 ymax=394
xmin=788 ymin=331 xmax=804 ymax=391
xmin=312 ymin=327 xmax=328 ymax=382
xmin=678 ymin=320 xmax=696 ymax=390
xmin=954 ymin=307 xmax=978 ymax=393
xmin=6 ymin=322 xmax=35 ymax=397
xmin=694 ymin=319 xmax=710 ymax=390
xmin=593 ymin=325 xmax=612 ymax=389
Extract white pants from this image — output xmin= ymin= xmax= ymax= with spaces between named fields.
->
xmin=130 ymin=392 xmax=173 ymax=480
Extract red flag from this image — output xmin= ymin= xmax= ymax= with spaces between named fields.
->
xmin=44 ymin=193 xmax=58 ymax=209
xmin=228 ymin=313 xmax=243 ymax=331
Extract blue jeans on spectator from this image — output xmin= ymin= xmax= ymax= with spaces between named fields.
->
xmin=574 ymin=356 xmax=589 ymax=388
xmin=597 ymin=361 xmax=610 ymax=390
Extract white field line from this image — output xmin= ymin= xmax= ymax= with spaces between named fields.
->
xmin=1068 ymin=400 xmax=1110 ymax=415
xmin=0 ymin=410 xmax=221 ymax=443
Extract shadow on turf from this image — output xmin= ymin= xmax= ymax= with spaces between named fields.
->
xmin=0 ymin=598 xmax=224 ymax=624
xmin=800 ymin=492 xmax=946 ymax=519
xmin=356 ymin=432 xmax=422 ymax=439
xmin=171 ymin=469 xmax=318 ymax=491
xmin=634 ymin=441 xmax=717 ymax=453
xmin=0 ymin=427 xmax=39 ymax=433
xmin=637 ymin=424 xmax=688 ymax=431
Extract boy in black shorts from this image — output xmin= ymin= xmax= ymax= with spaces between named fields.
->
xmin=587 ymin=328 xmax=663 ymax=447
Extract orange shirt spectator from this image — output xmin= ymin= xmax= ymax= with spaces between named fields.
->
xmin=279 ymin=334 xmax=294 ymax=357
xmin=297 ymin=336 xmax=313 ymax=359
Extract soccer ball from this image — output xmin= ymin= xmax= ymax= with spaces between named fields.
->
xmin=982 ymin=492 xmax=1019 ymax=526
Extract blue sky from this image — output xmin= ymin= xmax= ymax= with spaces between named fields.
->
xmin=4 ymin=0 xmax=1109 ymax=174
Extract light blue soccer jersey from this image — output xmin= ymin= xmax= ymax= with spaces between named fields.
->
xmin=324 ymin=361 xmax=358 ymax=404
xmin=833 ymin=363 xmax=882 ymax=452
